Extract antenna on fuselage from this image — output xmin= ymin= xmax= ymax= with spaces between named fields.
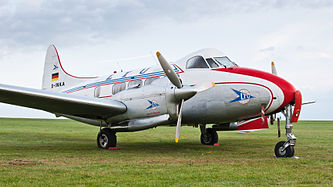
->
xmin=115 ymin=62 xmax=123 ymax=73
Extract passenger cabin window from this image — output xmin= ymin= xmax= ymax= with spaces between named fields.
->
xmin=206 ymin=58 xmax=219 ymax=68
xmin=94 ymin=86 xmax=101 ymax=97
xmin=99 ymin=85 xmax=113 ymax=97
xmin=214 ymin=57 xmax=238 ymax=68
xmin=112 ymin=82 xmax=126 ymax=95
xmin=128 ymin=79 xmax=142 ymax=89
xmin=144 ymin=77 xmax=159 ymax=85
xmin=186 ymin=56 xmax=209 ymax=69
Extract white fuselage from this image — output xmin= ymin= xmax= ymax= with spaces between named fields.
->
xmin=60 ymin=49 xmax=295 ymax=127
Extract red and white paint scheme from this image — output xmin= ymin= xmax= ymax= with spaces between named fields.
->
xmin=0 ymin=46 xmax=305 ymax=157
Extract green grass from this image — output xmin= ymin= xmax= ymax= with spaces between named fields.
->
xmin=0 ymin=118 xmax=332 ymax=186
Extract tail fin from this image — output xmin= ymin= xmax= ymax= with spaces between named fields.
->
xmin=42 ymin=45 xmax=97 ymax=92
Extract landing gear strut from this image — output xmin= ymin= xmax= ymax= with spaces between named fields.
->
xmin=200 ymin=125 xmax=218 ymax=145
xmin=97 ymin=128 xmax=117 ymax=149
xmin=275 ymin=105 xmax=296 ymax=157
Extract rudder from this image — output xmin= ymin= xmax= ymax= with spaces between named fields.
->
xmin=42 ymin=45 xmax=96 ymax=92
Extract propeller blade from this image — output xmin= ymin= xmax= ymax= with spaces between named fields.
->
xmin=271 ymin=61 xmax=278 ymax=75
xmin=175 ymin=99 xmax=184 ymax=143
xmin=156 ymin=51 xmax=183 ymax=89
xmin=277 ymin=117 xmax=281 ymax=137
xmin=261 ymin=105 xmax=265 ymax=125
xmin=302 ymin=100 xmax=316 ymax=105
xmin=194 ymin=82 xmax=215 ymax=92
xmin=269 ymin=114 xmax=276 ymax=125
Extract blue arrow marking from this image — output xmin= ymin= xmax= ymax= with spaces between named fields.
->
xmin=146 ymin=100 xmax=159 ymax=110
xmin=228 ymin=89 xmax=255 ymax=104
xmin=53 ymin=65 xmax=58 ymax=70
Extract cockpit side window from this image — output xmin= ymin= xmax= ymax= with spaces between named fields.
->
xmin=214 ymin=57 xmax=238 ymax=68
xmin=206 ymin=58 xmax=219 ymax=68
xmin=186 ymin=56 xmax=209 ymax=69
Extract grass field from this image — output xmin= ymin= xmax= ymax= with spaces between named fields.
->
xmin=0 ymin=118 xmax=332 ymax=186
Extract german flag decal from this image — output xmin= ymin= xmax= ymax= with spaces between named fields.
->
xmin=52 ymin=73 xmax=59 ymax=81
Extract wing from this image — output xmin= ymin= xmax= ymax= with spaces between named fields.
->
xmin=0 ymin=84 xmax=127 ymax=119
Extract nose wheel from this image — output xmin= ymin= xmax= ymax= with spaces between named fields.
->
xmin=97 ymin=128 xmax=117 ymax=149
xmin=275 ymin=141 xmax=295 ymax=157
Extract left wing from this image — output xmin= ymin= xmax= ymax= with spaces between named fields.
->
xmin=0 ymin=84 xmax=127 ymax=119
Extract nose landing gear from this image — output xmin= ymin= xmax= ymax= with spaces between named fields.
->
xmin=274 ymin=105 xmax=296 ymax=158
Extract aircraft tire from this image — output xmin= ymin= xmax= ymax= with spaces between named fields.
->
xmin=200 ymin=128 xmax=218 ymax=145
xmin=274 ymin=141 xmax=294 ymax=157
xmin=97 ymin=128 xmax=117 ymax=149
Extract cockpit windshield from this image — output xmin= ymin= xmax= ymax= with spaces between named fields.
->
xmin=214 ymin=57 xmax=238 ymax=68
xmin=186 ymin=56 xmax=209 ymax=69
xmin=186 ymin=55 xmax=238 ymax=69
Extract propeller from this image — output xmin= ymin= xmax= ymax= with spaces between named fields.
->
xmin=269 ymin=61 xmax=278 ymax=124
xmin=271 ymin=61 xmax=277 ymax=75
xmin=156 ymin=51 xmax=214 ymax=143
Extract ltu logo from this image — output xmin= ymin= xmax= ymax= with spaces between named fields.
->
xmin=229 ymin=89 xmax=254 ymax=104
xmin=146 ymin=100 xmax=159 ymax=110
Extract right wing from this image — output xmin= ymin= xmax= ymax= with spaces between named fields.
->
xmin=0 ymin=84 xmax=127 ymax=119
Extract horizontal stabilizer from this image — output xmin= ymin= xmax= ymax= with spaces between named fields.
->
xmin=0 ymin=84 xmax=127 ymax=119
xmin=238 ymin=116 xmax=269 ymax=133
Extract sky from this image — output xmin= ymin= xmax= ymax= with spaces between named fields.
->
xmin=0 ymin=0 xmax=332 ymax=120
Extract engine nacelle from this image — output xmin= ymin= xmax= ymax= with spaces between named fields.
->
xmin=106 ymin=83 xmax=194 ymax=131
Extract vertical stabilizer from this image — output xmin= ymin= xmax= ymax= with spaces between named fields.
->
xmin=42 ymin=45 xmax=97 ymax=92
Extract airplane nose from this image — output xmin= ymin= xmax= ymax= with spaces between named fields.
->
xmin=275 ymin=77 xmax=296 ymax=110
xmin=274 ymin=77 xmax=302 ymax=122
xmin=212 ymin=67 xmax=297 ymax=111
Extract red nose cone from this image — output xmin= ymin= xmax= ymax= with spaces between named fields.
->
xmin=213 ymin=67 xmax=296 ymax=111
xmin=271 ymin=74 xmax=296 ymax=110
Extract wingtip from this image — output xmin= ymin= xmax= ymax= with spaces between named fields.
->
xmin=156 ymin=51 xmax=161 ymax=57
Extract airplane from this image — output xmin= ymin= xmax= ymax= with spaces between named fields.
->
xmin=0 ymin=45 xmax=303 ymax=157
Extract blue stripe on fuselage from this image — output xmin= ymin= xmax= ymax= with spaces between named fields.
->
xmin=63 ymin=65 xmax=182 ymax=94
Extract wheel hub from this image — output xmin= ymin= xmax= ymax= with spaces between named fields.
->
xmin=278 ymin=146 xmax=286 ymax=156
xmin=203 ymin=134 xmax=212 ymax=144
xmin=99 ymin=134 xmax=108 ymax=148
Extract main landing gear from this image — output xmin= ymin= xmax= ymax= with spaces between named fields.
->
xmin=200 ymin=125 xmax=218 ymax=145
xmin=274 ymin=105 xmax=296 ymax=158
xmin=97 ymin=128 xmax=117 ymax=149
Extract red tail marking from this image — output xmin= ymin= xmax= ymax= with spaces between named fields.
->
xmin=52 ymin=45 xmax=98 ymax=79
